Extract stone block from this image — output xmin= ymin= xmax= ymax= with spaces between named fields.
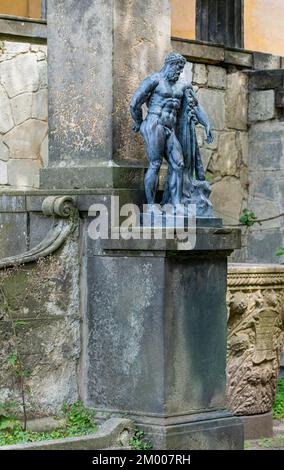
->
xmin=281 ymin=57 xmax=284 ymax=69
xmin=249 ymin=70 xmax=284 ymax=91
xmin=8 ymin=159 xmax=41 ymax=188
xmin=200 ymin=148 xmax=212 ymax=171
xmin=0 ymin=195 xmax=26 ymax=212
xmin=0 ymin=86 xmax=14 ymax=133
xmin=211 ymin=177 xmax=243 ymax=225
xmin=0 ymin=141 xmax=9 ymax=162
xmin=38 ymin=61 xmax=47 ymax=89
xmin=253 ymin=52 xmax=281 ymax=70
xmin=193 ymin=63 xmax=207 ymax=85
xmin=226 ymin=72 xmax=248 ymax=130
xmin=32 ymin=89 xmax=48 ymax=121
xmin=4 ymin=120 xmax=47 ymax=159
xmin=173 ymin=40 xmax=224 ymax=64
xmin=224 ymin=50 xmax=252 ymax=68
xmin=249 ymin=121 xmax=284 ymax=170
xmin=241 ymin=412 xmax=273 ymax=440
xmin=0 ymin=160 xmax=8 ymax=185
xmin=0 ymin=54 xmax=39 ymax=98
xmin=248 ymin=197 xmax=281 ymax=229
xmin=0 ymin=213 xmax=27 ymax=258
xmin=246 ymin=229 xmax=284 ymax=263
xmin=249 ymin=90 xmax=275 ymax=122
xmin=197 ymin=88 xmax=225 ymax=130
xmin=209 ymin=132 xmax=240 ymax=177
xmin=11 ymin=93 xmax=33 ymax=126
xmin=275 ymin=89 xmax=284 ymax=108
xmin=2 ymin=41 xmax=30 ymax=57
xmin=237 ymin=131 xmax=249 ymax=166
xmin=249 ymin=171 xmax=276 ymax=201
xmin=40 ymin=135 xmax=48 ymax=166
xmin=207 ymin=65 xmax=226 ymax=89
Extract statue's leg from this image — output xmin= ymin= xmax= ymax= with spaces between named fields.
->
xmin=166 ymin=132 xmax=184 ymax=208
xmin=141 ymin=119 xmax=165 ymax=206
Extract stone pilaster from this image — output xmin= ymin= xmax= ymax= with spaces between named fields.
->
xmin=40 ymin=0 xmax=171 ymax=189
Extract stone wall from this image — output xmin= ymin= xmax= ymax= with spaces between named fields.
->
xmin=0 ymin=39 xmax=47 ymax=189
xmin=246 ymin=70 xmax=284 ymax=263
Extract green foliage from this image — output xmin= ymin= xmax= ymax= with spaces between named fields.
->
xmin=0 ymin=401 xmax=97 ymax=446
xmin=273 ymin=378 xmax=284 ymax=419
xmin=239 ymin=209 xmax=258 ymax=227
xmin=276 ymin=248 xmax=284 ymax=257
xmin=129 ymin=428 xmax=152 ymax=450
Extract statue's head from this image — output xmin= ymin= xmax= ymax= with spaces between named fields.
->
xmin=163 ymin=52 xmax=186 ymax=83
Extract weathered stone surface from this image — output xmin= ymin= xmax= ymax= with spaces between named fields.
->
xmin=237 ymin=131 xmax=249 ymax=166
xmin=253 ymin=52 xmax=281 ymax=70
xmin=247 ymin=229 xmax=284 ymax=263
xmin=0 ymin=86 xmax=14 ymax=133
xmin=249 ymin=197 xmax=281 ymax=229
xmin=0 ymin=161 xmax=8 ymax=185
xmin=173 ymin=40 xmax=224 ymax=64
xmin=4 ymin=120 xmax=47 ymax=159
xmin=11 ymin=93 xmax=33 ymax=126
xmin=249 ymin=70 xmax=284 ymax=91
xmin=0 ymin=238 xmax=81 ymax=416
xmin=2 ymin=41 xmax=30 ymax=57
xmin=0 ymin=54 xmax=39 ymax=98
xmin=0 ymin=213 xmax=27 ymax=258
xmin=40 ymin=135 xmax=48 ymax=166
xmin=207 ymin=65 xmax=226 ymax=89
xmin=0 ymin=141 xmax=9 ymax=162
xmin=197 ymin=88 xmax=225 ymax=130
xmin=226 ymin=72 xmax=248 ymax=130
xmin=7 ymin=159 xmax=41 ymax=188
xmin=209 ymin=132 xmax=240 ymax=177
xmin=211 ymin=177 xmax=243 ymax=224
xmin=38 ymin=60 xmax=47 ymax=89
xmin=227 ymin=264 xmax=284 ymax=416
xmin=0 ymin=195 xmax=26 ymax=212
xmin=200 ymin=148 xmax=212 ymax=171
xmin=113 ymin=0 xmax=171 ymax=164
xmin=32 ymin=89 xmax=48 ymax=121
xmin=193 ymin=63 xmax=207 ymax=85
xmin=249 ymin=121 xmax=284 ymax=170
xmin=249 ymin=90 xmax=275 ymax=122
xmin=275 ymin=89 xmax=284 ymax=108
xmin=224 ymin=50 xmax=253 ymax=68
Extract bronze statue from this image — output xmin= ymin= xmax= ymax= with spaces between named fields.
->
xmin=130 ymin=52 xmax=214 ymax=217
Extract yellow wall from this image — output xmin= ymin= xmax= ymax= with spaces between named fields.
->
xmin=244 ymin=0 xmax=284 ymax=56
xmin=0 ymin=0 xmax=41 ymax=19
xmin=171 ymin=0 xmax=196 ymax=39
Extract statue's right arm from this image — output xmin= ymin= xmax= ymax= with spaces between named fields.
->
xmin=130 ymin=75 xmax=159 ymax=132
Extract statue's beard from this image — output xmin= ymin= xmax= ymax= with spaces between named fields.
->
xmin=166 ymin=71 xmax=180 ymax=83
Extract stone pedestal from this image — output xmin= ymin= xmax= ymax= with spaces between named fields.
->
xmin=85 ymin=228 xmax=244 ymax=449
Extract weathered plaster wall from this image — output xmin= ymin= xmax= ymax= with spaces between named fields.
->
xmin=0 ymin=39 xmax=47 ymax=188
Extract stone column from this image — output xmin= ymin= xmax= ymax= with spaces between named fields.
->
xmin=85 ymin=229 xmax=244 ymax=450
xmin=40 ymin=0 xmax=171 ymax=189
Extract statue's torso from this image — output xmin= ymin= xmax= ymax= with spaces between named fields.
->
xmin=147 ymin=77 xmax=185 ymax=130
